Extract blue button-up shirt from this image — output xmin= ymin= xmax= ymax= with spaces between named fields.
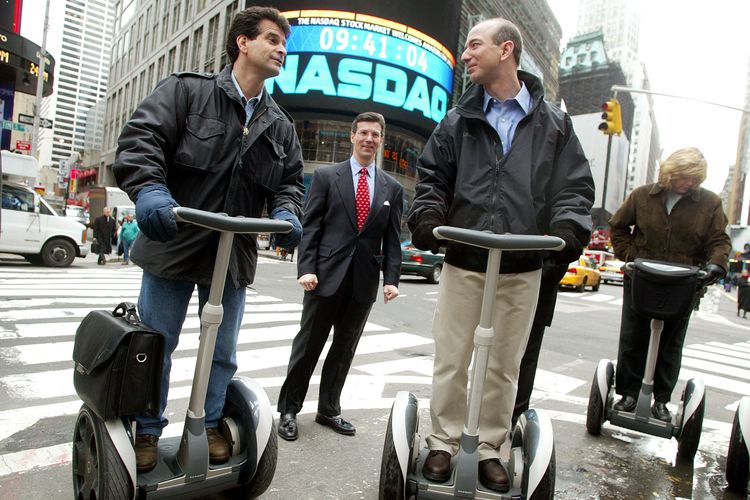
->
xmin=350 ymin=156 xmax=375 ymax=207
xmin=483 ymin=82 xmax=532 ymax=154
xmin=231 ymin=71 xmax=262 ymax=126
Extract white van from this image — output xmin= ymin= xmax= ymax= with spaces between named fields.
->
xmin=1 ymin=182 xmax=89 ymax=266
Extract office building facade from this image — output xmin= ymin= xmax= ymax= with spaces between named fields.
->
xmin=50 ymin=0 xmax=115 ymax=171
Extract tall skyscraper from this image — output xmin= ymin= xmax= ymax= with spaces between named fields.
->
xmin=50 ymin=0 xmax=115 ymax=169
xmin=576 ymin=0 xmax=660 ymax=196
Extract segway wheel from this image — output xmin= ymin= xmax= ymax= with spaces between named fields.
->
xmin=379 ymin=417 xmax=405 ymax=500
xmin=528 ymin=443 xmax=556 ymax=500
xmin=231 ymin=429 xmax=278 ymax=499
xmin=379 ymin=392 xmax=419 ymax=500
xmin=677 ymin=391 xmax=705 ymax=459
xmin=586 ymin=360 xmax=613 ymax=435
xmin=72 ymin=404 xmax=132 ymax=500
xmin=726 ymin=409 xmax=750 ymax=492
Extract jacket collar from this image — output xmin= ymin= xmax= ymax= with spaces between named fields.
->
xmin=217 ymin=64 xmax=287 ymax=125
xmin=648 ymin=183 xmax=702 ymax=202
xmin=456 ymin=70 xmax=545 ymax=121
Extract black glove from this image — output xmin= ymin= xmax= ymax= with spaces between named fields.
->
xmin=411 ymin=214 xmax=442 ymax=254
xmin=551 ymin=222 xmax=584 ymax=265
xmin=702 ymin=263 xmax=725 ymax=286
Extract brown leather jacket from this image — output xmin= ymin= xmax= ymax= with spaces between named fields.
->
xmin=609 ymin=183 xmax=730 ymax=271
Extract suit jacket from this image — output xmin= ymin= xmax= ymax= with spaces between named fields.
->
xmin=297 ymin=160 xmax=404 ymax=303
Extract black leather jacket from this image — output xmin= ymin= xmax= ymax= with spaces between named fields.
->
xmin=408 ymin=71 xmax=594 ymax=273
xmin=113 ymin=65 xmax=304 ymax=286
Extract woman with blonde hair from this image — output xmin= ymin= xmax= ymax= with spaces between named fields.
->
xmin=608 ymin=147 xmax=730 ymax=422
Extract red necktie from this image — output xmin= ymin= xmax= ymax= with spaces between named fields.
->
xmin=355 ymin=168 xmax=370 ymax=231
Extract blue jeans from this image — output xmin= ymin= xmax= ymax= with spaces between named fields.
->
xmin=122 ymin=239 xmax=134 ymax=262
xmin=136 ymin=271 xmax=246 ymax=436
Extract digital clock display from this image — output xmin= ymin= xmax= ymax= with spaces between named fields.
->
xmin=263 ymin=3 xmax=460 ymax=138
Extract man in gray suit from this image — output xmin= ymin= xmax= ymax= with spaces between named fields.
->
xmin=277 ymin=112 xmax=404 ymax=440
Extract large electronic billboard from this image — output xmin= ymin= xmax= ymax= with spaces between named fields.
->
xmin=258 ymin=1 xmax=461 ymax=138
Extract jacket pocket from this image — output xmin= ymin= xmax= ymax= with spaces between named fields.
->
xmin=175 ymin=115 xmax=226 ymax=171
xmin=246 ymin=134 xmax=286 ymax=191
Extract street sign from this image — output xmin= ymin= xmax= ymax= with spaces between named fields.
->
xmin=1 ymin=120 xmax=27 ymax=132
xmin=15 ymin=140 xmax=31 ymax=151
xmin=17 ymin=113 xmax=53 ymax=128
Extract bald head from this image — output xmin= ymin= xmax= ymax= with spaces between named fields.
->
xmin=474 ymin=18 xmax=523 ymax=66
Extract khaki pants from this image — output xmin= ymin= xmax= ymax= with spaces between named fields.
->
xmin=426 ymin=263 xmax=541 ymax=460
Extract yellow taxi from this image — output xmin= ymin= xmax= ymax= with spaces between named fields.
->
xmin=559 ymin=256 xmax=601 ymax=292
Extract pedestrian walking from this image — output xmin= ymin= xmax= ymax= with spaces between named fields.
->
xmin=92 ymin=207 xmax=116 ymax=265
xmin=119 ymin=212 xmax=139 ymax=265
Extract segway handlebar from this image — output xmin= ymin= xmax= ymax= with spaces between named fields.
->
xmin=432 ymin=226 xmax=565 ymax=252
xmin=173 ymin=207 xmax=293 ymax=234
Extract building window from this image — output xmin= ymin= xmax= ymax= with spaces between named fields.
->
xmin=222 ymin=1 xmax=239 ymax=65
xmin=205 ymin=14 xmax=219 ymax=72
xmin=191 ymin=27 xmax=203 ymax=72
xmin=172 ymin=1 xmax=181 ymax=34
xmin=184 ymin=0 xmax=192 ymax=25
xmin=179 ymin=37 xmax=189 ymax=71
xmin=167 ymin=47 xmax=176 ymax=74
xmin=577 ymin=54 xmax=585 ymax=64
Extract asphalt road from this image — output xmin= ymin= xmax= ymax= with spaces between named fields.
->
xmin=1 ymin=252 xmax=750 ymax=499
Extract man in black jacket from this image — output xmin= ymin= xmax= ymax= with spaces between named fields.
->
xmin=276 ymin=113 xmax=403 ymax=441
xmin=113 ymin=7 xmax=304 ymax=472
xmin=408 ymin=18 xmax=594 ymax=492
xmin=91 ymin=207 xmax=116 ymax=265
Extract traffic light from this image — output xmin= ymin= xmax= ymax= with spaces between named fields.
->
xmin=598 ymin=98 xmax=622 ymax=135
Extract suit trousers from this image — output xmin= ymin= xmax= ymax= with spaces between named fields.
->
xmin=277 ymin=265 xmax=373 ymax=416
xmin=615 ymin=277 xmax=691 ymax=402
xmin=427 ymin=263 xmax=541 ymax=460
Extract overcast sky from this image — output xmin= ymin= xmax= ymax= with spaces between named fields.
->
xmin=547 ymin=0 xmax=750 ymax=193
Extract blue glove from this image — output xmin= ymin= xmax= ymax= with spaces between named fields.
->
xmin=270 ymin=207 xmax=302 ymax=248
xmin=135 ymin=185 xmax=179 ymax=242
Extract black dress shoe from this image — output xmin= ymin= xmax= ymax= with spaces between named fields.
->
xmin=651 ymin=402 xmax=672 ymax=423
xmin=422 ymin=450 xmax=451 ymax=482
xmin=478 ymin=458 xmax=510 ymax=493
xmin=278 ymin=413 xmax=298 ymax=441
xmin=613 ymin=395 xmax=637 ymax=412
xmin=314 ymin=413 xmax=355 ymax=435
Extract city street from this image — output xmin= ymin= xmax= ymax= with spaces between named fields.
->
xmin=1 ymin=254 xmax=750 ymax=499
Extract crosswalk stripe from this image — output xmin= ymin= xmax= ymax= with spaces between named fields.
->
xmin=0 ymin=332 xmax=432 ymax=401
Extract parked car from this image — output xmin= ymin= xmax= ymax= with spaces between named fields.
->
xmin=599 ymin=259 xmax=626 ymax=285
xmin=64 ymin=205 xmax=89 ymax=227
xmin=559 ymin=255 xmax=601 ymax=292
xmin=401 ymin=240 xmax=444 ymax=284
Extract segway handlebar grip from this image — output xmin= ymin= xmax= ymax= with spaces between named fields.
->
xmin=173 ymin=207 xmax=293 ymax=235
xmin=431 ymin=226 xmax=565 ymax=252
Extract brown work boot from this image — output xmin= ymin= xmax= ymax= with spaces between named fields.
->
xmin=207 ymin=428 xmax=230 ymax=463
xmin=478 ymin=458 xmax=510 ymax=492
xmin=135 ymin=434 xmax=159 ymax=472
xmin=422 ymin=450 xmax=452 ymax=482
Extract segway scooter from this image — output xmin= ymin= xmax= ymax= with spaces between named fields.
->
xmin=586 ymin=259 xmax=707 ymax=460
xmin=72 ymin=207 xmax=292 ymax=499
xmin=726 ymin=396 xmax=750 ymax=492
xmin=379 ymin=226 xmax=564 ymax=499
